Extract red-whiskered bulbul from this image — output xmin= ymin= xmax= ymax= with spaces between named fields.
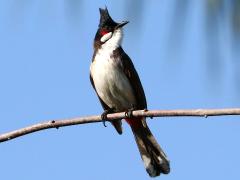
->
xmin=90 ymin=7 xmax=170 ymax=177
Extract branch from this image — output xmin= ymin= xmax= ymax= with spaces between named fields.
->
xmin=1 ymin=108 xmax=240 ymax=143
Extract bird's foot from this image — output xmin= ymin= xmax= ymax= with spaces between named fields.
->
xmin=101 ymin=108 xmax=114 ymax=127
xmin=125 ymin=104 xmax=136 ymax=119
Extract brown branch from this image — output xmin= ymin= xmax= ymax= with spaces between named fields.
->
xmin=1 ymin=108 xmax=240 ymax=143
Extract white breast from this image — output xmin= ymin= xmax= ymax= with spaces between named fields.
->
xmin=90 ymin=45 xmax=136 ymax=111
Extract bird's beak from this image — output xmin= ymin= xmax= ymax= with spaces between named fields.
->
xmin=115 ymin=21 xmax=129 ymax=29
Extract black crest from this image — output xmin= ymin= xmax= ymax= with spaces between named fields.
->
xmin=99 ymin=7 xmax=118 ymax=28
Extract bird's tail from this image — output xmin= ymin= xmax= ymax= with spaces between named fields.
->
xmin=126 ymin=117 xmax=170 ymax=177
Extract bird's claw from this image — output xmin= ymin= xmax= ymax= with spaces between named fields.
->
xmin=125 ymin=105 xmax=136 ymax=118
xmin=125 ymin=110 xmax=133 ymax=118
xmin=101 ymin=111 xmax=108 ymax=127
xmin=101 ymin=108 xmax=114 ymax=127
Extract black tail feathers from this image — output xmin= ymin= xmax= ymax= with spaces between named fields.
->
xmin=131 ymin=120 xmax=170 ymax=177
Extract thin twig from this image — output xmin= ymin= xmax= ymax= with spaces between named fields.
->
xmin=1 ymin=108 xmax=240 ymax=143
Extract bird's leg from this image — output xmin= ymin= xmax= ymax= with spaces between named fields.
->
xmin=125 ymin=104 xmax=136 ymax=119
xmin=101 ymin=108 xmax=115 ymax=127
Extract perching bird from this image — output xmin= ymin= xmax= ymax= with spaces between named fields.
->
xmin=90 ymin=7 xmax=170 ymax=177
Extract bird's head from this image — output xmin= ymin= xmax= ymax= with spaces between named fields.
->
xmin=94 ymin=7 xmax=128 ymax=48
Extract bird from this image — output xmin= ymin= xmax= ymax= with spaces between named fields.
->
xmin=90 ymin=7 xmax=170 ymax=177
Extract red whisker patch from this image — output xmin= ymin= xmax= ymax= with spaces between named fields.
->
xmin=101 ymin=30 xmax=108 ymax=36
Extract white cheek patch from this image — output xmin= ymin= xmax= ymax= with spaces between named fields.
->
xmin=100 ymin=32 xmax=113 ymax=43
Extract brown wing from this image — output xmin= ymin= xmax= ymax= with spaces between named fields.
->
xmin=113 ymin=47 xmax=147 ymax=110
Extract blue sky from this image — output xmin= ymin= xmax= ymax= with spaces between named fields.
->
xmin=0 ymin=0 xmax=240 ymax=179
